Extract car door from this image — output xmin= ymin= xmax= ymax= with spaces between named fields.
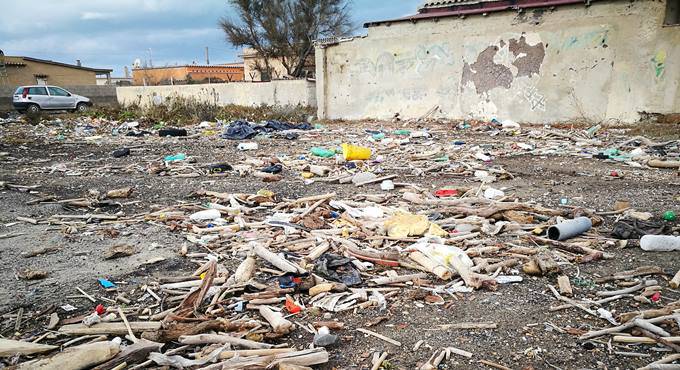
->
xmin=47 ymin=87 xmax=75 ymax=109
xmin=27 ymin=86 xmax=49 ymax=108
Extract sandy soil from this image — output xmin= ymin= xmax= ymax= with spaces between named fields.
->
xmin=0 ymin=116 xmax=679 ymax=369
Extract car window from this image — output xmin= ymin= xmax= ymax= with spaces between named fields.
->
xmin=27 ymin=87 xmax=48 ymax=95
xmin=47 ymin=87 xmax=70 ymax=96
xmin=15 ymin=87 xmax=24 ymax=94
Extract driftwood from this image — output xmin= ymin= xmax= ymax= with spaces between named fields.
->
xmin=613 ymin=336 xmax=680 ymax=344
xmin=207 ymin=348 xmax=328 ymax=369
xmin=618 ymin=301 xmax=680 ymax=323
xmin=91 ymin=339 xmax=162 ymax=370
xmin=17 ymin=340 xmax=120 ymax=370
xmin=647 ymin=159 xmax=680 ymax=168
xmin=529 ymin=236 xmax=614 ymax=261
xmin=371 ymin=273 xmax=428 ymax=286
xmin=579 ymin=314 xmax=680 ymax=340
xmin=409 ymin=251 xmax=451 ymax=280
xmin=142 ymin=319 xmax=256 ymax=343
xmin=226 ymin=255 xmax=256 ymax=286
xmin=179 ymin=333 xmax=273 ymax=349
xmin=357 ymin=328 xmax=401 ymax=346
xmin=216 ymin=348 xmax=295 ymax=360
xmin=596 ymin=280 xmax=657 ymax=297
xmin=0 ymin=339 xmax=57 ymax=357
xmin=435 ymin=322 xmax=497 ymax=330
xmin=253 ymin=243 xmax=305 ymax=273
xmin=671 ymin=269 xmax=680 ymax=289
xmin=260 ymin=306 xmax=295 ymax=334
xmin=557 ymin=275 xmax=573 ymax=296
xmin=595 ymin=266 xmax=665 ymax=283
xmin=59 ymin=321 xmax=162 ymax=335
xmin=166 ymin=259 xmax=216 ymax=321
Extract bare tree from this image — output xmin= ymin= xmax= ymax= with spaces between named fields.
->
xmin=219 ymin=0 xmax=353 ymax=79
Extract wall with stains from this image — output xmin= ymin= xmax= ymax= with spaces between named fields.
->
xmin=315 ymin=1 xmax=679 ymax=123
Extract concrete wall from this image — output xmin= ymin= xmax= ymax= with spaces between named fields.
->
xmin=0 ymin=85 xmax=118 ymax=111
xmin=316 ymin=1 xmax=680 ymax=123
xmin=116 ymin=79 xmax=317 ymax=108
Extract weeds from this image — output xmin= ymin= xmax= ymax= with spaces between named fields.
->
xmin=82 ymin=97 xmax=315 ymax=127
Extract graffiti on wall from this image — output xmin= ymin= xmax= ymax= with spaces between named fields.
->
xmin=353 ymin=43 xmax=455 ymax=78
xmin=461 ymin=35 xmax=545 ymax=95
xmin=651 ymin=50 xmax=666 ymax=79
xmin=516 ymin=79 xmax=546 ymax=112
xmin=560 ymin=29 xmax=609 ymax=50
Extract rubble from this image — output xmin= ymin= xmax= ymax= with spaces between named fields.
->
xmin=0 ymin=113 xmax=678 ymax=368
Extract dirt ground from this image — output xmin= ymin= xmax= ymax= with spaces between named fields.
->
xmin=0 ymin=114 xmax=679 ymax=369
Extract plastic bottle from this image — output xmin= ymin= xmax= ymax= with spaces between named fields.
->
xmin=238 ymin=142 xmax=258 ymax=151
xmin=164 ymin=153 xmax=186 ymax=162
xmin=640 ymin=235 xmax=680 ymax=252
xmin=662 ymin=211 xmax=676 ymax=221
xmin=190 ymin=209 xmax=221 ymax=221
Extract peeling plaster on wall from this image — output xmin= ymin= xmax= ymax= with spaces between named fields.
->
xmin=461 ymin=45 xmax=514 ymax=94
xmin=509 ymin=36 xmax=545 ymax=78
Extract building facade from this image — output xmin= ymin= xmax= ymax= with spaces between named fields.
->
xmin=0 ymin=55 xmax=111 ymax=86
xmin=241 ymin=48 xmax=315 ymax=82
xmin=315 ymin=0 xmax=680 ymax=123
xmin=132 ymin=64 xmax=244 ymax=86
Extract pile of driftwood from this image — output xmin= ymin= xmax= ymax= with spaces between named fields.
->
xmin=5 ymin=180 xmax=678 ymax=369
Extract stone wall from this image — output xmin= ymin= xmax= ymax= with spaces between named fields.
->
xmin=315 ymin=1 xmax=680 ymax=123
xmin=116 ymin=79 xmax=316 ymax=108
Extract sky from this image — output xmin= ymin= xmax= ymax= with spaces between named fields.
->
xmin=0 ymin=0 xmax=421 ymax=76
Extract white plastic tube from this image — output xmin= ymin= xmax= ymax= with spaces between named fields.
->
xmin=547 ymin=217 xmax=592 ymax=241
xmin=640 ymin=235 xmax=680 ymax=252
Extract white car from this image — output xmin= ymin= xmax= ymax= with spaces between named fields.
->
xmin=12 ymin=85 xmax=92 ymax=114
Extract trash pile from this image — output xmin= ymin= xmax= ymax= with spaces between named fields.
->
xmin=0 ymin=117 xmax=679 ymax=369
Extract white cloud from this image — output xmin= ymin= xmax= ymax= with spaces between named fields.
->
xmin=81 ymin=12 xmax=115 ymax=20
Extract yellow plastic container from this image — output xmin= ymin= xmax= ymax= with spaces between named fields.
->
xmin=341 ymin=143 xmax=372 ymax=160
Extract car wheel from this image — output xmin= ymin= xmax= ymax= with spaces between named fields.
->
xmin=26 ymin=104 xmax=40 ymax=114
xmin=76 ymin=103 xmax=89 ymax=113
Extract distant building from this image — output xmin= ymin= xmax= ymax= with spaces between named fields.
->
xmin=0 ymin=55 xmax=111 ymax=86
xmin=132 ymin=63 xmax=244 ymax=86
xmin=96 ymin=77 xmax=133 ymax=86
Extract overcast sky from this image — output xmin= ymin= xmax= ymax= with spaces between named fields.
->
xmin=0 ymin=0 xmax=421 ymax=76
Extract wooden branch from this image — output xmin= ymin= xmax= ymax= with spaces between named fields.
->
xmin=557 ymin=275 xmax=573 ymax=296
xmin=227 ymin=255 xmax=256 ymax=285
xmin=141 ymin=319 xmax=256 ymax=343
xmin=435 ymin=322 xmax=497 ymax=330
xmin=17 ymin=340 xmax=120 ymax=370
xmin=670 ymin=269 xmax=680 ymax=289
xmin=179 ymin=333 xmax=273 ymax=349
xmin=618 ymin=301 xmax=680 ymax=323
xmin=59 ymin=322 xmax=161 ymax=335
xmin=371 ymin=273 xmax=428 ymax=286
xmin=579 ymin=314 xmax=680 ymax=340
xmin=409 ymin=251 xmax=450 ymax=280
xmin=595 ymin=266 xmax=665 ymax=283
xmin=260 ymin=306 xmax=294 ymax=334
xmin=91 ymin=339 xmax=162 ymax=370
xmin=0 ymin=338 xmax=57 ymax=356
xmin=253 ymin=243 xmax=305 ymax=273
xmin=596 ymin=280 xmax=657 ymax=297
xmin=356 ymin=328 xmax=401 ymax=346
xmin=216 ymin=348 xmax=294 ymax=360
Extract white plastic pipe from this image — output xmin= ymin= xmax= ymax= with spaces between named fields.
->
xmin=547 ymin=217 xmax=592 ymax=241
xmin=640 ymin=235 xmax=680 ymax=252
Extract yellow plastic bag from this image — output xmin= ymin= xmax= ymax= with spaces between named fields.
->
xmin=385 ymin=212 xmax=430 ymax=238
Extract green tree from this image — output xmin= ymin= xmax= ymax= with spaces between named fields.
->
xmin=219 ymin=0 xmax=353 ymax=78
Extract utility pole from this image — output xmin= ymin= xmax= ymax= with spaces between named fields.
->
xmin=205 ymin=47 xmax=209 ymax=65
